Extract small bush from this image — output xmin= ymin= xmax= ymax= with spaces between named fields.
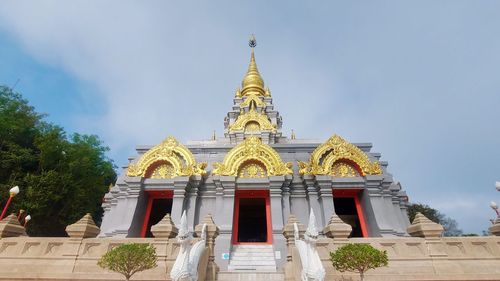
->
xmin=98 ymin=243 xmax=157 ymax=281
xmin=330 ymin=243 xmax=388 ymax=281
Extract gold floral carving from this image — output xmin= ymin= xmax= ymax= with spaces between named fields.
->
xmin=212 ymin=136 xmax=292 ymax=177
xmin=238 ymin=161 xmax=267 ymax=178
xmin=127 ymin=136 xmax=207 ymax=178
xmin=330 ymin=162 xmax=359 ymax=177
xmin=228 ymin=108 xmax=276 ymax=133
xmin=149 ymin=162 xmax=175 ymax=179
xmin=298 ymin=135 xmax=382 ymax=176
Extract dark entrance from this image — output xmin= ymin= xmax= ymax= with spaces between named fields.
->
xmin=237 ymin=198 xmax=267 ymax=242
xmin=334 ymin=197 xmax=363 ymax=237
xmin=232 ymin=190 xmax=271 ymax=244
xmin=143 ymin=198 xmax=173 ymax=237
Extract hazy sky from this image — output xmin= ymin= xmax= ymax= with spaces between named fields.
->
xmin=1 ymin=1 xmax=499 ymax=234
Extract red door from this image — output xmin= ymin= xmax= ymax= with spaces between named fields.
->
xmin=232 ymin=190 xmax=272 ymax=244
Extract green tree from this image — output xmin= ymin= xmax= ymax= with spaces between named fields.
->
xmin=98 ymin=243 xmax=157 ymax=281
xmin=407 ymin=203 xmax=463 ymax=236
xmin=330 ymin=243 xmax=388 ymax=281
xmin=0 ymin=86 xmax=116 ymax=236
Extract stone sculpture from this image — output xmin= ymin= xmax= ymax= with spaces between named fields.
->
xmin=170 ymin=211 xmax=207 ymax=281
xmin=294 ymin=209 xmax=325 ymax=281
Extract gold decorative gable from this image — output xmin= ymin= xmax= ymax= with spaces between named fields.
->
xmin=240 ymin=93 xmax=266 ymax=108
xmin=228 ymin=108 xmax=276 ymax=133
xmin=212 ymin=136 xmax=292 ymax=177
xmin=127 ymin=136 xmax=207 ymax=178
xmin=298 ymin=134 xmax=382 ymax=176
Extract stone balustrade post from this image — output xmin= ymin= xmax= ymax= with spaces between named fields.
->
xmin=195 ymin=214 xmax=219 ymax=281
xmin=489 ymin=218 xmax=500 ymax=236
xmin=151 ymin=213 xmax=178 ymax=239
xmin=0 ymin=214 xmax=27 ymax=237
xmin=65 ymin=213 xmax=100 ymax=238
xmin=407 ymin=212 xmax=444 ymax=239
xmin=323 ymin=213 xmax=352 ymax=239
xmin=282 ymin=215 xmax=304 ymax=262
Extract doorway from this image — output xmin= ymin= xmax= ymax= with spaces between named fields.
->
xmin=333 ymin=189 xmax=368 ymax=237
xmin=141 ymin=190 xmax=173 ymax=237
xmin=232 ymin=190 xmax=272 ymax=244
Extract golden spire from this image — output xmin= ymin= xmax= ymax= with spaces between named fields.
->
xmin=212 ymin=130 xmax=216 ymax=140
xmin=241 ymin=35 xmax=265 ymax=96
xmin=291 ymin=129 xmax=296 ymax=140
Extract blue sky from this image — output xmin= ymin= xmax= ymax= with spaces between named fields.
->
xmin=1 ymin=1 xmax=499 ymax=234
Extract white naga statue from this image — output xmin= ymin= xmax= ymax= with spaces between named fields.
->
xmin=294 ymin=209 xmax=326 ymax=281
xmin=170 ymin=211 xmax=207 ymax=281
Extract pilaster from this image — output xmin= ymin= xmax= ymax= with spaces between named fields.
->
xmin=171 ymin=177 xmax=190 ymax=226
xmin=303 ymin=175 xmax=322 ymax=231
xmin=316 ymin=175 xmax=334 ymax=229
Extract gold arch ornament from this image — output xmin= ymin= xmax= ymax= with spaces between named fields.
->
xmin=228 ymin=108 xmax=276 ymax=133
xmin=127 ymin=136 xmax=207 ymax=178
xmin=212 ymin=136 xmax=292 ymax=177
xmin=298 ymin=134 xmax=382 ymax=176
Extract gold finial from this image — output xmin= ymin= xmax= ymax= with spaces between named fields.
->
xmin=264 ymin=87 xmax=271 ymax=97
xmin=235 ymin=88 xmax=242 ymax=98
xmin=242 ymin=34 xmax=265 ymax=96
xmin=108 ymin=183 xmax=113 ymax=191
xmin=212 ymin=130 xmax=216 ymax=141
xmin=291 ymin=129 xmax=296 ymax=140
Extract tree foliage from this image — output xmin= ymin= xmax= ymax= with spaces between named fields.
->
xmin=0 ymin=86 xmax=116 ymax=236
xmin=98 ymin=243 xmax=157 ymax=281
xmin=407 ymin=203 xmax=463 ymax=236
xmin=330 ymin=243 xmax=388 ymax=281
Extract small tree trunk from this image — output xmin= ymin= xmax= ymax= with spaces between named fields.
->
xmin=360 ymin=271 xmax=364 ymax=281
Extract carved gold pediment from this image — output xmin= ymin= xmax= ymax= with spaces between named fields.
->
xmin=212 ymin=136 xmax=292 ymax=177
xmin=127 ymin=136 xmax=207 ymax=178
xmin=299 ymin=135 xmax=382 ymax=177
xmin=228 ymin=108 xmax=276 ymax=133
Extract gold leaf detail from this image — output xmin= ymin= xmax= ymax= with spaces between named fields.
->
xmin=228 ymin=108 xmax=276 ymax=133
xmin=299 ymin=134 xmax=382 ymax=176
xmin=212 ymin=136 xmax=292 ymax=177
xmin=127 ymin=136 xmax=206 ymax=178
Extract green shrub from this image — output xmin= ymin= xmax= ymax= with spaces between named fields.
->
xmin=330 ymin=243 xmax=388 ymax=281
xmin=98 ymin=243 xmax=157 ymax=281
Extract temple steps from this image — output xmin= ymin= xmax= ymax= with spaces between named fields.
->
xmin=227 ymin=245 xmax=277 ymax=272
xmin=218 ymin=272 xmax=285 ymax=281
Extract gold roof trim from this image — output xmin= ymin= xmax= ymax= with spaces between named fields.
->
xmin=298 ymin=134 xmax=382 ymax=176
xmin=212 ymin=136 xmax=292 ymax=177
xmin=228 ymin=107 xmax=276 ymax=133
xmin=127 ymin=136 xmax=207 ymax=178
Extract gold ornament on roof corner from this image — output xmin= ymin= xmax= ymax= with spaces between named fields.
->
xmin=298 ymin=134 xmax=382 ymax=177
xmin=235 ymin=88 xmax=242 ymax=98
xmin=127 ymin=136 xmax=207 ymax=178
xmin=228 ymin=107 xmax=276 ymax=133
xmin=212 ymin=136 xmax=292 ymax=177
xmin=264 ymin=87 xmax=271 ymax=97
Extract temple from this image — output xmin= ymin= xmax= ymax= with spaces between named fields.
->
xmin=99 ymin=36 xmax=410 ymax=271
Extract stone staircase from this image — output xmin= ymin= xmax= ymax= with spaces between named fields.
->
xmin=217 ymin=271 xmax=285 ymax=281
xmin=227 ymin=244 xmax=277 ymax=272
